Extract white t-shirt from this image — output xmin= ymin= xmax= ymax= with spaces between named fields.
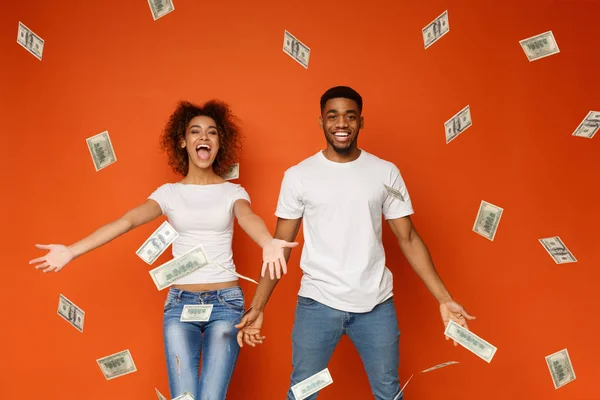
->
xmin=275 ymin=150 xmax=414 ymax=312
xmin=148 ymin=182 xmax=250 ymax=285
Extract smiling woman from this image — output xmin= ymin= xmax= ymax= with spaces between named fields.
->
xmin=28 ymin=99 xmax=298 ymax=400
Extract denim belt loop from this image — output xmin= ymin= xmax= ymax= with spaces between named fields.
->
xmin=176 ymin=289 xmax=183 ymax=302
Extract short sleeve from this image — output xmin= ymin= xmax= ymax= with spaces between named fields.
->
xmin=275 ymin=169 xmax=304 ymax=219
xmin=383 ymin=166 xmax=414 ymax=220
xmin=232 ymin=184 xmax=251 ymax=204
xmin=147 ymin=184 xmax=170 ymax=215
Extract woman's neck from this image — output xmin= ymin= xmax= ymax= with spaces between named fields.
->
xmin=180 ymin=166 xmax=225 ymax=185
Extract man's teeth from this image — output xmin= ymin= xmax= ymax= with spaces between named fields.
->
xmin=334 ymin=132 xmax=350 ymax=137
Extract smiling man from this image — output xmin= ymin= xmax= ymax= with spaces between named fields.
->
xmin=237 ymin=86 xmax=475 ymax=400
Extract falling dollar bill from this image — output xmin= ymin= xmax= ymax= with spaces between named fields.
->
xmin=394 ymin=374 xmax=413 ymax=400
xmin=57 ymin=294 xmax=85 ymax=333
xmin=445 ymin=320 xmax=497 ymax=363
xmin=546 ymin=349 xmax=576 ymax=389
xmin=422 ymin=10 xmax=449 ymax=49
xmin=572 ymin=111 xmax=600 ymax=139
xmin=473 ymin=200 xmax=503 ymax=241
xmin=291 ymin=368 xmax=333 ymax=400
xmin=149 ymin=245 xmax=210 ymax=290
xmin=136 ymin=221 xmax=179 ymax=265
xmin=539 ymin=236 xmax=577 ymax=264
xmin=283 ymin=30 xmax=310 ymax=69
xmin=16 ymin=22 xmax=44 ymax=60
xmin=445 ymin=105 xmax=472 ymax=144
xmin=222 ymin=163 xmax=239 ymax=180
xmin=147 ymin=0 xmax=175 ymax=20
xmin=180 ymin=304 xmax=213 ymax=322
xmin=96 ymin=349 xmax=137 ymax=380
xmin=86 ymin=131 xmax=117 ymax=171
xmin=384 ymin=184 xmax=405 ymax=202
xmin=519 ymin=31 xmax=560 ymax=62
xmin=173 ymin=393 xmax=194 ymax=400
xmin=420 ymin=361 xmax=459 ymax=373
xmin=155 ymin=388 xmax=167 ymax=400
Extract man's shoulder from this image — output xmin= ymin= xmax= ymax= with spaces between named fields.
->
xmin=361 ymin=150 xmax=400 ymax=172
xmin=284 ymin=152 xmax=322 ymax=175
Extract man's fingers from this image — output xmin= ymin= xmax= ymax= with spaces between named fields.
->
xmin=237 ymin=331 xmax=244 ymax=347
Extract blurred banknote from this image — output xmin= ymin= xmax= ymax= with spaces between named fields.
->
xmin=155 ymin=388 xmax=167 ymax=400
xmin=180 ymin=305 xmax=213 ymax=322
xmin=173 ymin=393 xmax=194 ymax=400
xmin=420 ymin=361 xmax=459 ymax=373
xmin=96 ymin=349 xmax=137 ymax=380
xmin=136 ymin=221 xmax=179 ymax=265
xmin=445 ymin=105 xmax=472 ymax=144
xmin=539 ymin=236 xmax=577 ymax=264
xmin=546 ymin=349 xmax=576 ymax=389
xmin=444 ymin=320 xmax=497 ymax=363
xmin=147 ymin=0 xmax=174 ymax=20
xmin=17 ymin=22 xmax=44 ymax=60
xmin=572 ymin=111 xmax=600 ymax=139
xmin=291 ymin=368 xmax=333 ymax=400
xmin=149 ymin=245 xmax=210 ymax=290
xmin=57 ymin=294 xmax=84 ymax=333
xmin=222 ymin=163 xmax=239 ymax=180
xmin=384 ymin=184 xmax=405 ymax=202
xmin=283 ymin=30 xmax=310 ymax=68
xmin=422 ymin=10 xmax=449 ymax=49
xmin=473 ymin=200 xmax=503 ymax=241
xmin=86 ymin=131 xmax=117 ymax=171
xmin=519 ymin=31 xmax=560 ymax=62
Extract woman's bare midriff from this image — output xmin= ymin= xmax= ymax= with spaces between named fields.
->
xmin=172 ymin=280 xmax=239 ymax=293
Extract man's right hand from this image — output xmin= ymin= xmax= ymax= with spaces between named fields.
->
xmin=235 ymin=308 xmax=266 ymax=348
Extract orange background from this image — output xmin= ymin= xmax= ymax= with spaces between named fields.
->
xmin=2 ymin=0 xmax=599 ymax=399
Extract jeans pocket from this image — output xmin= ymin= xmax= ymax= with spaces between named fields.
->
xmin=297 ymin=296 xmax=316 ymax=306
xmin=219 ymin=294 xmax=245 ymax=311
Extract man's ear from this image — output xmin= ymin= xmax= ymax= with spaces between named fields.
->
xmin=319 ymin=116 xmax=323 ymax=129
xmin=360 ymin=116 xmax=364 ymax=129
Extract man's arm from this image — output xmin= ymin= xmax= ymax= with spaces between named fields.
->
xmin=387 ymin=215 xmax=475 ymax=334
xmin=250 ymin=217 xmax=302 ymax=311
xmin=386 ymin=215 xmax=452 ymax=304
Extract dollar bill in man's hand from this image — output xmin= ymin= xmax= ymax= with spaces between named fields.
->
xmin=57 ymin=294 xmax=84 ymax=333
xmin=136 ymin=221 xmax=178 ymax=265
xmin=17 ymin=22 xmax=44 ymax=60
xmin=473 ymin=200 xmax=503 ymax=241
xmin=96 ymin=349 xmax=137 ymax=380
xmin=546 ymin=349 xmax=576 ymax=389
xmin=155 ymin=388 xmax=167 ymax=400
xmin=445 ymin=105 xmax=472 ymax=144
xmin=444 ymin=320 xmax=497 ymax=363
xmin=539 ymin=236 xmax=577 ymax=264
xmin=149 ymin=245 xmax=210 ymax=290
xmin=180 ymin=305 xmax=213 ymax=322
xmin=422 ymin=10 xmax=449 ymax=49
xmin=147 ymin=0 xmax=174 ymax=20
xmin=291 ymin=368 xmax=333 ymax=400
xmin=221 ymin=163 xmax=239 ymax=180
xmin=86 ymin=131 xmax=117 ymax=171
xmin=572 ymin=111 xmax=600 ymax=139
xmin=173 ymin=393 xmax=194 ymax=400
xmin=283 ymin=30 xmax=310 ymax=69
xmin=519 ymin=31 xmax=560 ymax=62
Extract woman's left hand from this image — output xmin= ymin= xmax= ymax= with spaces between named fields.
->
xmin=261 ymin=238 xmax=299 ymax=279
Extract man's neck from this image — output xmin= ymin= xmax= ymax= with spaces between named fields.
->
xmin=322 ymin=146 xmax=361 ymax=163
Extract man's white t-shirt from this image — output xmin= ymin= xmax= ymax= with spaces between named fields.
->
xmin=148 ymin=182 xmax=250 ymax=285
xmin=275 ymin=150 xmax=414 ymax=312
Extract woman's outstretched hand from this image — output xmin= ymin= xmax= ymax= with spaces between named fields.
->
xmin=29 ymin=244 xmax=75 ymax=272
xmin=261 ymin=238 xmax=299 ymax=279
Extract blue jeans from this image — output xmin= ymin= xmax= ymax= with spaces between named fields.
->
xmin=163 ymin=286 xmax=245 ymax=400
xmin=286 ymin=296 xmax=403 ymax=400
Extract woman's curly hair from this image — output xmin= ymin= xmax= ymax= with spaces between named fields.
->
xmin=160 ymin=100 xmax=243 ymax=177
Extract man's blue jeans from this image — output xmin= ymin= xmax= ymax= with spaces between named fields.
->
xmin=163 ymin=286 xmax=245 ymax=400
xmin=286 ymin=296 xmax=403 ymax=400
